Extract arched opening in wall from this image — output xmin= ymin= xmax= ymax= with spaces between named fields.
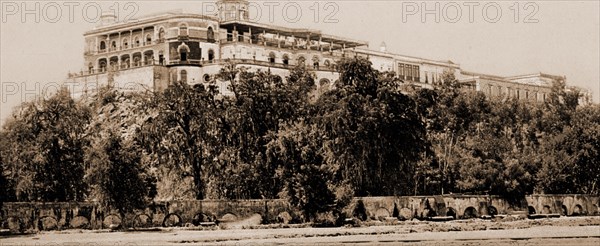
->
xmin=120 ymin=54 xmax=130 ymax=69
xmin=88 ymin=62 xmax=94 ymax=73
xmin=282 ymin=54 xmax=289 ymax=65
xmin=203 ymin=74 xmax=211 ymax=83
xmin=98 ymin=59 xmax=107 ymax=72
xmin=268 ymin=52 xmax=276 ymax=63
xmin=162 ymin=214 xmax=182 ymax=227
xmin=109 ymin=56 xmax=119 ymax=70
xmin=144 ymin=50 xmax=154 ymax=65
xmin=318 ymin=78 xmax=331 ymax=95
xmin=208 ymin=49 xmax=215 ymax=62
xmin=180 ymin=70 xmax=188 ymax=83
xmin=179 ymin=23 xmax=188 ymax=36
xmin=219 ymin=213 xmax=238 ymax=223
xmin=122 ymin=38 xmax=129 ymax=49
xmin=103 ymin=214 xmax=122 ymax=229
xmin=561 ymin=205 xmax=568 ymax=216
xmin=312 ymin=55 xmax=320 ymax=69
xmin=375 ymin=208 xmax=391 ymax=221
xmin=207 ymin=26 xmax=215 ymax=42
xmin=487 ymin=206 xmax=498 ymax=217
xmin=146 ymin=34 xmax=152 ymax=45
xmin=192 ymin=213 xmax=215 ymax=226
xmin=178 ymin=43 xmax=190 ymax=62
xmin=158 ymin=28 xmax=165 ymax=43
xmin=38 ymin=216 xmax=58 ymax=231
xmin=133 ymin=214 xmax=152 ymax=228
xmin=542 ymin=205 xmax=552 ymax=214
xmin=528 ymin=206 xmax=536 ymax=215
xmin=463 ymin=207 xmax=478 ymax=219
xmin=99 ymin=41 xmax=106 ymax=51
xmin=324 ymin=59 xmax=331 ymax=68
xmin=132 ymin=53 xmax=142 ymax=67
xmin=134 ymin=36 xmax=140 ymax=47
xmin=70 ymin=216 xmax=90 ymax=229
xmin=572 ymin=204 xmax=583 ymax=216
xmin=111 ymin=41 xmax=117 ymax=50
xmin=446 ymin=207 xmax=457 ymax=219
xmin=297 ymin=56 xmax=306 ymax=66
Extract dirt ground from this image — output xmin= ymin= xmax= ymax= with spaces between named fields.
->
xmin=1 ymin=217 xmax=599 ymax=245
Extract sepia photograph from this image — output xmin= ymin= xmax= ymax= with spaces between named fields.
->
xmin=0 ymin=0 xmax=599 ymax=245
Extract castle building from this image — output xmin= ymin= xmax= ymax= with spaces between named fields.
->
xmin=67 ymin=0 xmax=584 ymax=103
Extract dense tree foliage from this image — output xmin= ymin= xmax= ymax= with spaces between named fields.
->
xmin=1 ymin=88 xmax=90 ymax=201
xmin=0 ymin=58 xmax=598 ymax=224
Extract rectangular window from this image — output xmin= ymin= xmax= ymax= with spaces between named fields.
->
xmin=415 ymin=66 xmax=420 ymax=82
xmin=399 ymin=64 xmax=404 ymax=76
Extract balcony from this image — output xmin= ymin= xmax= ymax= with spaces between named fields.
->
xmin=91 ymin=40 xmax=164 ymax=56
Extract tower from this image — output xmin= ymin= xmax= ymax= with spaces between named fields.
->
xmin=217 ymin=0 xmax=250 ymax=21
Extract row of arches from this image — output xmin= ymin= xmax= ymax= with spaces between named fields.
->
xmin=265 ymin=52 xmax=334 ymax=69
xmin=528 ymin=204 xmax=585 ymax=216
xmin=93 ymin=50 xmax=158 ymax=73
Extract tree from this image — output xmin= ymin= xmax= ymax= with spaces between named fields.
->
xmin=2 ymin=88 xmax=90 ymax=201
xmin=267 ymin=122 xmax=342 ymax=222
xmin=85 ymin=132 xmax=148 ymax=213
xmin=314 ymin=57 xmax=427 ymax=196
xmin=138 ymin=81 xmax=220 ymax=200
xmin=204 ymin=64 xmax=315 ymax=199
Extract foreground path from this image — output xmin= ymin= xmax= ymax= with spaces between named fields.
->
xmin=2 ymin=225 xmax=599 ymax=246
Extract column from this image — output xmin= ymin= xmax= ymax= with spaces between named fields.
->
xmin=319 ymin=36 xmax=322 ymax=51
xmin=306 ymin=33 xmax=310 ymax=50
xmin=141 ymin=28 xmax=145 ymax=46
xmin=249 ymin=27 xmax=252 ymax=44
xmin=234 ymin=25 xmax=238 ymax=43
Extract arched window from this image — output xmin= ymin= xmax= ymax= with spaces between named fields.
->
xmin=98 ymin=59 xmax=107 ymax=72
xmin=207 ymin=26 xmax=215 ymax=42
xmin=208 ymin=49 xmax=215 ymax=62
xmin=122 ymin=38 xmax=129 ymax=49
xmin=282 ymin=54 xmax=289 ymax=65
xmin=297 ymin=56 xmax=306 ymax=66
xmin=268 ymin=52 xmax=276 ymax=63
xmin=312 ymin=55 xmax=320 ymax=69
xmin=146 ymin=34 xmax=152 ymax=45
xmin=99 ymin=41 xmax=106 ymax=52
xmin=180 ymin=70 xmax=187 ymax=83
xmin=158 ymin=28 xmax=165 ymax=43
xmin=134 ymin=36 xmax=140 ymax=47
xmin=178 ymin=43 xmax=190 ymax=62
xmin=111 ymin=41 xmax=117 ymax=50
xmin=179 ymin=24 xmax=188 ymax=36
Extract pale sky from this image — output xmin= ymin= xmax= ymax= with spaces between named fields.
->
xmin=1 ymin=1 xmax=599 ymax=126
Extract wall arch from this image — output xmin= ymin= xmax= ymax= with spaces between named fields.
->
xmin=572 ymin=204 xmax=583 ymax=216
xmin=38 ymin=216 xmax=58 ymax=231
xmin=70 ymin=215 xmax=90 ymax=229
xmin=133 ymin=214 xmax=152 ymax=228
xmin=463 ymin=207 xmax=478 ymax=219
xmin=162 ymin=213 xmax=182 ymax=227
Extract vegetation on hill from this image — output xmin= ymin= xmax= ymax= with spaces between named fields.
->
xmin=0 ymin=58 xmax=598 ymax=223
